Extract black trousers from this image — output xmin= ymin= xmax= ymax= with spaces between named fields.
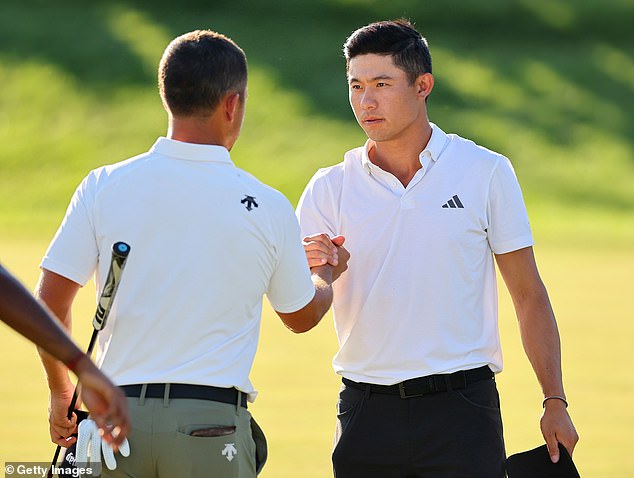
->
xmin=332 ymin=375 xmax=506 ymax=478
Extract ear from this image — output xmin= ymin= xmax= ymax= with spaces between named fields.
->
xmin=224 ymin=92 xmax=241 ymax=122
xmin=415 ymin=73 xmax=434 ymax=100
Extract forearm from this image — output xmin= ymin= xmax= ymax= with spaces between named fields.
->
xmin=34 ymin=270 xmax=80 ymax=394
xmin=496 ymin=248 xmax=566 ymax=397
xmin=307 ymin=265 xmax=335 ymax=323
xmin=280 ymin=233 xmax=348 ymax=333
xmin=38 ymin=336 xmax=77 ymax=394
xmin=276 ymin=265 xmax=334 ymax=333
xmin=515 ymin=284 xmax=565 ymax=397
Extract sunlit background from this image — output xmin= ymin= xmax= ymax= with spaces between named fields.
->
xmin=1 ymin=1 xmax=632 ymax=476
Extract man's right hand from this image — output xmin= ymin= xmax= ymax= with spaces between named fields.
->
xmin=331 ymin=236 xmax=349 ymax=282
xmin=48 ymin=387 xmax=79 ymax=446
xmin=75 ymin=356 xmax=130 ymax=447
xmin=276 ymin=233 xmax=349 ymax=333
xmin=303 ymin=234 xmax=349 ymax=281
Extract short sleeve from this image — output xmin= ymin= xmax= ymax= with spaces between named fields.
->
xmin=266 ymin=200 xmax=315 ymax=313
xmin=40 ymin=174 xmax=99 ymax=286
xmin=296 ymin=168 xmax=339 ymax=238
xmin=487 ymin=157 xmax=534 ymax=254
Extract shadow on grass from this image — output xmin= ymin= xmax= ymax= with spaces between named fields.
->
xmin=1 ymin=0 xmax=632 ymax=211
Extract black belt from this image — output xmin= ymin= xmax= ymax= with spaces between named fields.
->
xmin=121 ymin=383 xmax=248 ymax=408
xmin=343 ymin=366 xmax=494 ymax=399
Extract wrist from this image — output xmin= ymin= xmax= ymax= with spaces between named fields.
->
xmin=48 ymin=379 xmax=76 ymax=397
xmin=542 ymin=395 xmax=568 ymax=409
xmin=311 ymin=264 xmax=334 ymax=285
xmin=65 ymin=351 xmax=88 ymax=376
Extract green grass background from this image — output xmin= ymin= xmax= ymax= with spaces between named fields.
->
xmin=0 ymin=0 xmax=633 ymax=476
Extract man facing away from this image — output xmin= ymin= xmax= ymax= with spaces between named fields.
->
xmin=298 ymin=19 xmax=578 ymax=478
xmin=37 ymin=29 xmax=347 ymax=477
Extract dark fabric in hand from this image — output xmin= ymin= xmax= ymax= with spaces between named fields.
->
xmin=506 ymin=443 xmax=580 ymax=478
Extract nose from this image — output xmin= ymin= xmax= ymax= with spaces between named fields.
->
xmin=360 ymin=89 xmax=376 ymax=110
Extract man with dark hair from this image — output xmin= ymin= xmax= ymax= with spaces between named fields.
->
xmin=0 ymin=264 xmax=129 ymax=445
xmin=342 ymin=19 xmax=432 ymax=84
xmin=298 ymin=19 xmax=578 ymax=477
xmin=37 ymin=29 xmax=347 ymax=478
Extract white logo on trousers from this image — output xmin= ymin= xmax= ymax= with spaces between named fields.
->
xmin=222 ymin=443 xmax=237 ymax=462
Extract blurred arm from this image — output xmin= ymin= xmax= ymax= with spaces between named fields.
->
xmin=1 ymin=265 xmax=129 ymax=444
xmin=0 ymin=265 xmax=80 ymax=364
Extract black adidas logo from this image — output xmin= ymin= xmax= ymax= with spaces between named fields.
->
xmin=442 ymin=195 xmax=464 ymax=209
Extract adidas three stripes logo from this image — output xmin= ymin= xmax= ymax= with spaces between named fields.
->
xmin=442 ymin=195 xmax=464 ymax=209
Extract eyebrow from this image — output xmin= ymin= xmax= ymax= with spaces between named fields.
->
xmin=348 ymin=74 xmax=394 ymax=83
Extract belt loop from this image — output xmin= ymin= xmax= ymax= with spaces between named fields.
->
xmin=455 ymin=371 xmax=468 ymax=390
xmin=444 ymin=376 xmax=453 ymax=392
xmin=364 ymin=384 xmax=371 ymax=400
xmin=236 ymin=390 xmax=242 ymax=414
xmin=139 ymin=384 xmax=148 ymax=406
xmin=163 ymin=383 xmax=171 ymax=407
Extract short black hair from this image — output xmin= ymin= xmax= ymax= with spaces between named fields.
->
xmin=343 ymin=19 xmax=432 ymax=84
xmin=158 ymin=30 xmax=247 ymax=116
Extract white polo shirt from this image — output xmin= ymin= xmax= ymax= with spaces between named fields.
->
xmin=42 ymin=137 xmax=315 ymax=400
xmin=297 ymin=124 xmax=534 ymax=385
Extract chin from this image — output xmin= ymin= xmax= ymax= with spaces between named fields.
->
xmin=365 ymin=131 xmax=393 ymax=142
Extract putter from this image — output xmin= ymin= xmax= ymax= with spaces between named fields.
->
xmin=47 ymin=241 xmax=131 ymax=478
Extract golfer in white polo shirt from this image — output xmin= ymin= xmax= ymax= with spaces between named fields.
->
xmin=298 ymin=19 xmax=578 ymax=478
xmin=36 ymin=30 xmax=347 ymax=478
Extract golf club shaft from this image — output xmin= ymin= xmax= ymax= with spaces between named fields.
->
xmin=48 ymin=330 xmax=98 ymax=475
xmin=66 ymin=330 xmax=99 ymax=417
xmin=47 ymin=242 xmax=130 ymax=477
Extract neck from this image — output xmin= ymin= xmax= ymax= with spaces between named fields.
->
xmin=167 ymin=115 xmax=232 ymax=149
xmin=369 ymin=121 xmax=433 ymax=187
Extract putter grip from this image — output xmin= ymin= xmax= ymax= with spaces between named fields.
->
xmin=92 ymin=242 xmax=130 ymax=331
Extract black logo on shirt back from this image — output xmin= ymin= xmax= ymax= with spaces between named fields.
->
xmin=241 ymin=195 xmax=258 ymax=211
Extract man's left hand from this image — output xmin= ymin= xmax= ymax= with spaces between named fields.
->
xmin=540 ymin=400 xmax=579 ymax=463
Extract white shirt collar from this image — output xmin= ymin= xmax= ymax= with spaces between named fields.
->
xmin=361 ymin=123 xmax=450 ymax=174
xmin=150 ymin=137 xmax=234 ymax=165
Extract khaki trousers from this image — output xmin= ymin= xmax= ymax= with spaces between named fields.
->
xmin=104 ymin=394 xmax=256 ymax=478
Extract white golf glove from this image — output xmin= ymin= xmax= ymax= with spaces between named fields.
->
xmin=76 ymin=418 xmax=131 ymax=472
